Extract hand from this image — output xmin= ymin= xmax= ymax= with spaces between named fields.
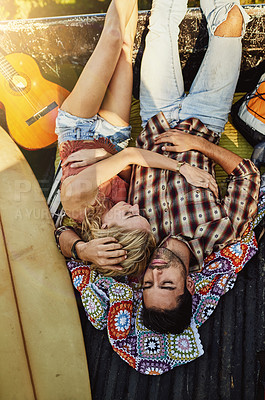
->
xmin=154 ymin=129 xmax=198 ymax=153
xmin=76 ymin=237 xmax=127 ymax=271
xmin=179 ymin=163 xmax=219 ymax=197
xmin=62 ymin=148 xmax=111 ymax=168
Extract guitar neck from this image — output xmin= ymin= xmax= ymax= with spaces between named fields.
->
xmin=0 ymin=54 xmax=17 ymax=81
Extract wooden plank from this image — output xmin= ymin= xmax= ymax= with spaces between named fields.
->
xmin=0 ymin=126 xmax=91 ymax=400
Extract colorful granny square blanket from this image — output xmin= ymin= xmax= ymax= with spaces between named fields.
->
xmin=67 ymin=186 xmax=265 ymax=375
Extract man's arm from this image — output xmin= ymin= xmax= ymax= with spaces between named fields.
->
xmin=154 ymin=129 xmax=242 ymax=174
xmin=190 ymin=136 xmax=242 ymax=174
xmin=55 ymin=227 xmax=127 ymax=270
xmin=155 ymin=129 xmax=260 ymax=235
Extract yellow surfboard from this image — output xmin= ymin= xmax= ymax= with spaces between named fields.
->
xmin=0 ymin=126 xmax=91 ymax=400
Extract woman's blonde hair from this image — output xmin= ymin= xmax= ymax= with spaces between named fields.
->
xmin=80 ymin=198 xmax=156 ymax=277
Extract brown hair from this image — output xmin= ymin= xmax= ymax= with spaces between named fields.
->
xmin=142 ymin=285 xmax=193 ymax=334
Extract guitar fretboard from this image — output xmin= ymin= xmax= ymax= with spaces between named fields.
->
xmin=0 ymin=54 xmax=17 ymax=81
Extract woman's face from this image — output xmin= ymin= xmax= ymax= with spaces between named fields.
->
xmin=102 ymin=201 xmax=151 ymax=232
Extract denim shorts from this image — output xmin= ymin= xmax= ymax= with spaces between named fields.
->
xmin=55 ymin=109 xmax=132 ymax=152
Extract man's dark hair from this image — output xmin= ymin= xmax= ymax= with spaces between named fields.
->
xmin=142 ymin=285 xmax=192 ymax=334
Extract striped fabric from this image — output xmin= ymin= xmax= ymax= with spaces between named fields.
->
xmin=47 ymin=161 xmax=65 ymax=228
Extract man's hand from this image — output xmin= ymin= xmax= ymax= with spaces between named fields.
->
xmin=155 ymin=128 xmax=243 ymax=175
xmin=154 ymin=129 xmax=195 ymax=152
xmin=179 ymin=163 xmax=219 ymax=197
xmin=76 ymin=237 xmax=127 ymax=271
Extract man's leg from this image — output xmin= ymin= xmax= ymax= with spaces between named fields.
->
xmin=178 ymin=1 xmax=249 ymax=134
xmin=140 ymin=0 xmax=188 ymax=127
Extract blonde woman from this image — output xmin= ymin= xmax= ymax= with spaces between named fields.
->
xmin=56 ymin=0 xmax=217 ymax=277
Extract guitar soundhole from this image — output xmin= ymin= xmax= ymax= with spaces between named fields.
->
xmin=8 ymin=73 xmax=31 ymax=95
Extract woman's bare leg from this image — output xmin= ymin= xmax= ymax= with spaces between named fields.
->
xmin=98 ymin=2 xmax=138 ymax=127
xmin=61 ymin=0 xmax=137 ymax=119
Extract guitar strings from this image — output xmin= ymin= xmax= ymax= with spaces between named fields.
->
xmin=0 ymin=59 xmax=41 ymax=112
xmin=0 ymin=60 xmax=41 ymax=113
xmin=0 ymin=56 xmax=45 ymax=114
xmin=0 ymin=55 xmax=59 ymax=147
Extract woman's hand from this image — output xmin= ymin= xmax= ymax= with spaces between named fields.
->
xmin=154 ymin=130 xmax=218 ymax=196
xmin=76 ymin=237 xmax=127 ymax=271
xmin=154 ymin=129 xmax=198 ymax=153
xmin=179 ymin=163 xmax=219 ymax=197
xmin=62 ymin=148 xmax=111 ymax=168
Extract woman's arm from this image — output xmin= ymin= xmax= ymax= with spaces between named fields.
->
xmin=61 ymin=147 xmax=218 ymax=217
xmin=61 ymin=148 xmax=112 ymax=168
xmin=61 ymin=147 xmax=180 ymax=212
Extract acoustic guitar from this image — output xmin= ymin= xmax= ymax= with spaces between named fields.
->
xmin=0 ymin=52 xmax=70 ymax=150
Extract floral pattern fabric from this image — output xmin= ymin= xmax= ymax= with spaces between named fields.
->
xmin=67 ymin=188 xmax=265 ymax=375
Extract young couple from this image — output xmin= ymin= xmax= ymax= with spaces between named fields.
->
xmin=55 ymin=0 xmax=260 ymax=334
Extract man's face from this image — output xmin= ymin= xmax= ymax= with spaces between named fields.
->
xmin=142 ymin=247 xmax=186 ymax=310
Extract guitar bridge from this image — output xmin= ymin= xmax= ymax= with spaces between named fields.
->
xmin=26 ymin=101 xmax=58 ymax=126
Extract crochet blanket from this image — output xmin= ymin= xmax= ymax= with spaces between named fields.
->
xmin=66 ymin=183 xmax=265 ymax=375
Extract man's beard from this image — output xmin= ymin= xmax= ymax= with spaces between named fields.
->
xmin=148 ymin=247 xmax=186 ymax=277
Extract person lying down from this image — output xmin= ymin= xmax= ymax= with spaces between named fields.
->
xmin=55 ymin=0 xmax=218 ymax=280
xmin=55 ymin=0 xmax=260 ymax=338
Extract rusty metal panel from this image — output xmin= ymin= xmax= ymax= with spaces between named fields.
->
xmin=0 ymin=5 xmax=264 ymax=95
